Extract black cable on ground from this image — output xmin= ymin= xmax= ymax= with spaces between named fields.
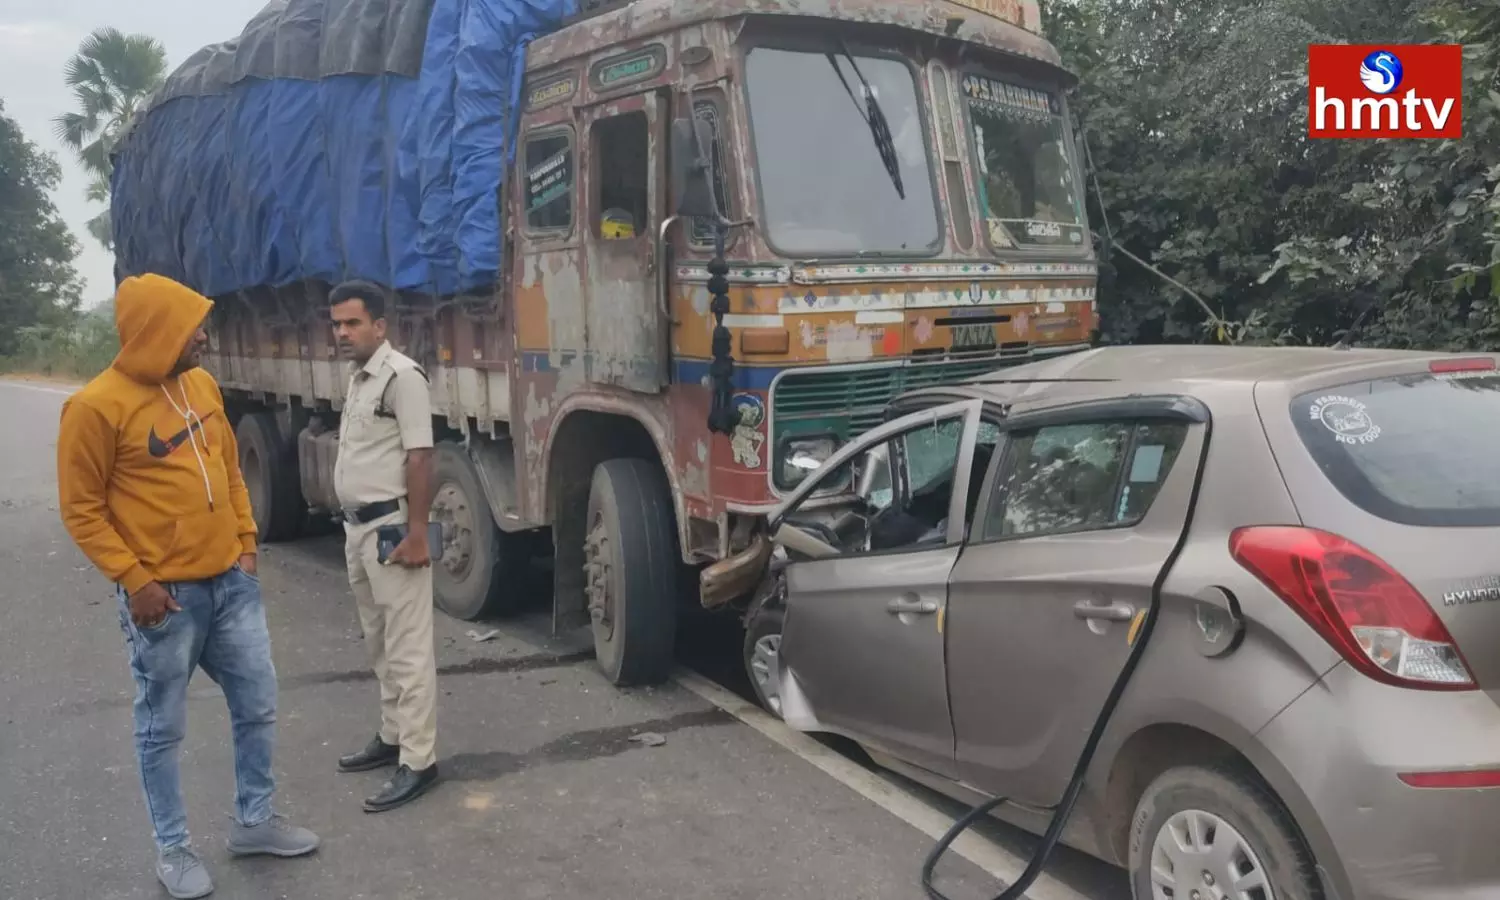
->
xmin=921 ymin=409 xmax=1215 ymax=900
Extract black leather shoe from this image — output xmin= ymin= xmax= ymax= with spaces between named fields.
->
xmin=363 ymin=764 xmax=440 ymax=813
xmin=338 ymin=736 xmax=399 ymax=773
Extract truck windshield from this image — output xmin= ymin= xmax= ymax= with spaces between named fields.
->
xmin=744 ymin=45 xmax=940 ymax=257
xmin=960 ymin=73 xmax=1086 ymax=252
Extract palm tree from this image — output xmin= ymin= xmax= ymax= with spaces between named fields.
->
xmin=53 ymin=27 xmax=167 ymax=253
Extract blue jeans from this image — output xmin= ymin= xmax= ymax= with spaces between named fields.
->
xmin=116 ymin=565 xmax=278 ymax=851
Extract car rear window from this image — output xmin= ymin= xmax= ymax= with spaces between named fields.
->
xmin=1290 ymin=370 xmax=1500 ymax=526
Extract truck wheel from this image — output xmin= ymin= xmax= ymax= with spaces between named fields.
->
xmin=584 ymin=458 xmax=677 ymax=686
xmin=236 ymin=412 xmax=302 ymax=543
xmin=1129 ymin=764 xmax=1321 ymax=900
xmin=430 ymin=442 xmax=528 ymax=621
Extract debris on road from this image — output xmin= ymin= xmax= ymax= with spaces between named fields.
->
xmin=467 ymin=628 xmax=501 ymax=643
xmin=630 ymin=732 xmax=667 ymax=748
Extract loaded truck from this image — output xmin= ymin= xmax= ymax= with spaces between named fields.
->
xmin=110 ymin=0 xmax=1099 ymax=689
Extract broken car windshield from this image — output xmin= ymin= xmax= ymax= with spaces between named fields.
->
xmin=962 ymin=73 xmax=1086 ymax=252
xmin=745 ymin=46 xmax=940 ymax=256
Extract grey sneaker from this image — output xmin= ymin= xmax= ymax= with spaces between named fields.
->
xmin=156 ymin=845 xmax=214 ymax=899
xmin=226 ymin=814 xmax=321 ymax=858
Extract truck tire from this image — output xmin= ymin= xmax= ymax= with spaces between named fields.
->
xmin=584 ymin=458 xmax=678 ymax=686
xmin=430 ymin=442 xmax=528 ymax=621
xmin=236 ymin=412 xmax=303 ymax=543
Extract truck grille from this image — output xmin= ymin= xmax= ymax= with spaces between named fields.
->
xmin=771 ymin=352 xmax=1037 ymax=438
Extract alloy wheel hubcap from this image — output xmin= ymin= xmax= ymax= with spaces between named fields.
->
xmin=750 ymin=633 xmax=783 ymax=717
xmin=1150 ymin=808 xmax=1272 ymax=900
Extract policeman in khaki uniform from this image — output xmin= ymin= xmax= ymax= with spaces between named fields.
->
xmin=326 ymin=280 xmax=441 ymax=812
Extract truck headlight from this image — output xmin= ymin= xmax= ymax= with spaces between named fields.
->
xmin=778 ymin=436 xmax=839 ymax=488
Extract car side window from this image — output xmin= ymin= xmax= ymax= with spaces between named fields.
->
xmin=983 ymin=420 xmax=1188 ymax=540
xmin=782 ymin=415 xmax=967 ymax=558
xmin=1117 ymin=421 xmax=1189 ymax=522
xmin=902 ymin=418 xmax=964 ymax=495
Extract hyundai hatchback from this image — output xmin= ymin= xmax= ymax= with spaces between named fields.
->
xmin=740 ymin=345 xmax=1500 ymax=900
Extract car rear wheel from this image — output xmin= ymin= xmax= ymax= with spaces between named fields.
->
xmin=1129 ymin=765 xmax=1322 ymax=900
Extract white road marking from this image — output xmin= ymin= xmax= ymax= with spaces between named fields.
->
xmin=0 ymin=380 xmax=77 ymax=396
xmin=672 ymin=669 xmax=1097 ymax=900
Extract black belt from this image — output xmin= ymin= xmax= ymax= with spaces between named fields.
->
xmin=343 ymin=498 xmax=401 ymax=525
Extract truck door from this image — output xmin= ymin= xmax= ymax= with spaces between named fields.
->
xmin=580 ymin=91 xmax=667 ymax=392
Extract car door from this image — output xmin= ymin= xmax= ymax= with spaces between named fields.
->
xmin=772 ymin=398 xmax=983 ymax=778
xmin=945 ymin=399 xmax=1206 ymax=805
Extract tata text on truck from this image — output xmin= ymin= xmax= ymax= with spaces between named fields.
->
xmin=110 ymin=0 xmax=1098 ymax=687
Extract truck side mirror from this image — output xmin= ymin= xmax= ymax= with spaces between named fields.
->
xmin=671 ymin=117 xmax=720 ymax=220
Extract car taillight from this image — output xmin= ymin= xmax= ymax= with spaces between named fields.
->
xmin=1399 ymin=769 xmax=1500 ymax=789
xmin=1228 ymin=526 xmax=1475 ymax=691
xmin=1429 ymin=357 xmax=1496 ymax=373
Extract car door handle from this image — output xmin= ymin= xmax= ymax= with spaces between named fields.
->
xmin=888 ymin=595 xmax=939 ymax=615
xmin=1072 ymin=600 xmax=1136 ymax=623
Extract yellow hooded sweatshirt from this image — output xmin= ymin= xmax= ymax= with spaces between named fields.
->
xmin=57 ymin=274 xmax=257 ymax=596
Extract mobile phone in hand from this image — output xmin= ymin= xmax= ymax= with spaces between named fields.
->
xmin=376 ymin=523 xmax=444 ymax=565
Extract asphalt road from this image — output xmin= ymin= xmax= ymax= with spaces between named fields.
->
xmin=0 ymin=379 xmax=1130 ymax=900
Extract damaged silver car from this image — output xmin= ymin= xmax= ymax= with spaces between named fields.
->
xmin=725 ymin=344 xmax=1500 ymax=900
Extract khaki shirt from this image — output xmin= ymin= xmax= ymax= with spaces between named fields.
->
xmin=334 ymin=341 xmax=434 ymax=509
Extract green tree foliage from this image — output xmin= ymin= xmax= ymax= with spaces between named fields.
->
xmin=8 ymin=301 xmax=119 ymax=379
xmin=52 ymin=27 xmax=167 ymax=252
xmin=0 ymin=100 xmax=84 ymax=360
xmin=1045 ymin=0 xmax=1491 ymax=349
xmin=1266 ymin=2 xmax=1500 ymax=350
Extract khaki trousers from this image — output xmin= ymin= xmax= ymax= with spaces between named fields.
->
xmin=344 ymin=517 xmax=438 ymax=770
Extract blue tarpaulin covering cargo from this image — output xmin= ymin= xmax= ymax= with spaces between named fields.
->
xmin=110 ymin=0 xmax=576 ymax=299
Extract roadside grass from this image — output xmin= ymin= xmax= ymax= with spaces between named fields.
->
xmin=0 ymin=318 xmax=117 ymax=383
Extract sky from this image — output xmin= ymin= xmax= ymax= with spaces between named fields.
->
xmin=1 ymin=0 xmax=271 ymax=307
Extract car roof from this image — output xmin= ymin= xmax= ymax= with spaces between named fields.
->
xmin=898 ymin=344 xmax=1494 ymax=409
xmin=976 ymin=344 xmax=1459 ymax=384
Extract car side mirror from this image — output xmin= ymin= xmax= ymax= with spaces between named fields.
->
xmin=671 ymin=117 xmax=720 ymax=220
xmin=855 ymin=445 xmax=894 ymax=511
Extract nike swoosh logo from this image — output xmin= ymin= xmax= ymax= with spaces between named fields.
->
xmin=148 ymin=411 xmax=213 ymax=459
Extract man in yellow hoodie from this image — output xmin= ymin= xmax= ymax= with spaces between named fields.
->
xmin=57 ymin=274 xmax=320 ymax=899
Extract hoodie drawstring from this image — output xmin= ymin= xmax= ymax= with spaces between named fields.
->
xmin=160 ymin=379 xmax=215 ymax=511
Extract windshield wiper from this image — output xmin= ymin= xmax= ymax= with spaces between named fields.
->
xmin=825 ymin=39 xmax=905 ymax=200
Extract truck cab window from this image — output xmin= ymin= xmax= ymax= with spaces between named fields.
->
xmin=524 ymin=132 xmax=573 ymax=232
xmin=961 ymin=73 xmax=1085 ymax=251
xmin=594 ymin=112 xmax=649 ymax=240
